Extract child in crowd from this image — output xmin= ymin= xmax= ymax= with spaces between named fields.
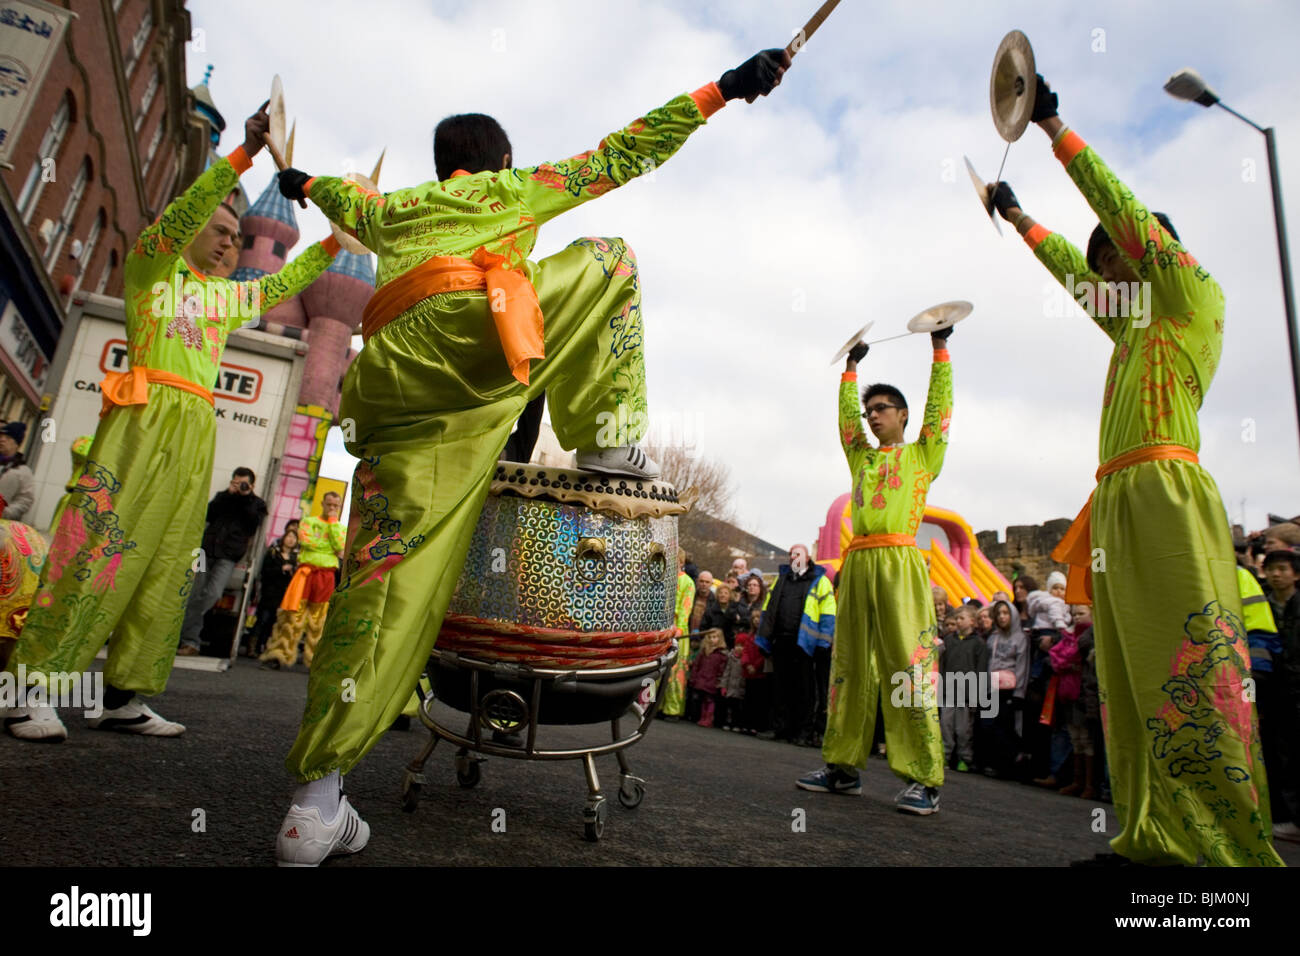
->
xmin=718 ymin=637 xmax=746 ymax=730
xmin=687 ymin=630 xmax=728 ymax=727
xmin=981 ymin=599 xmax=1028 ymax=777
xmin=738 ymin=609 xmax=769 ymax=735
xmin=976 ymin=606 xmax=994 ymax=640
xmin=938 ymin=605 xmax=988 ymax=772
xmin=1037 ymin=603 xmax=1086 ymax=790
xmin=1059 ymin=604 xmax=1101 ymax=799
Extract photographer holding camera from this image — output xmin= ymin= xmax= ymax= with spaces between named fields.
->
xmin=177 ymin=467 xmax=268 ymax=656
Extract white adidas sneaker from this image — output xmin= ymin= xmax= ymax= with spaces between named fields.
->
xmin=276 ymin=795 xmax=370 ymax=867
xmin=575 ymin=444 xmax=661 ymax=479
xmin=87 ymin=698 xmax=186 ymax=736
xmin=3 ymin=705 xmax=68 ymax=742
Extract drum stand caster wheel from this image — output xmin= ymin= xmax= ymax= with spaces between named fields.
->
xmin=401 ymin=769 xmax=425 ymax=813
xmin=617 ymin=774 xmax=646 ymax=809
xmin=583 ymin=797 xmax=608 ymax=842
xmin=455 ymin=750 xmax=482 ymax=789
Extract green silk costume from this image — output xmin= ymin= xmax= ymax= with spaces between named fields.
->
xmin=661 ymin=570 xmax=695 ymax=717
xmin=1026 ymin=128 xmax=1281 ymax=866
xmin=822 ymin=352 xmax=951 ymax=787
xmin=8 ymin=149 xmax=335 ymax=695
xmin=296 ymin=515 xmax=345 ymax=572
xmin=286 ymin=87 xmax=724 ymax=780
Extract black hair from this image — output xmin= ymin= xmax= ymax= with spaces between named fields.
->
xmin=233 ymin=467 xmax=255 ymax=483
xmin=1263 ymin=550 xmax=1300 ymax=573
xmin=433 ymin=113 xmax=513 ymax=182
xmin=1086 ymin=211 xmax=1179 ymax=274
xmin=861 ymin=383 xmax=907 ymax=412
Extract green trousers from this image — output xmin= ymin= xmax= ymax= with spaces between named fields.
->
xmin=823 ymin=546 xmax=945 ymax=788
xmin=286 ymin=237 xmax=647 ymax=780
xmin=1092 ymin=459 xmax=1282 ymax=866
xmin=8 ymin=388 xmax=213 ymax=695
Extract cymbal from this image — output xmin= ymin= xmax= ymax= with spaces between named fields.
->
xmin=829 ymin=320 xmax=875 ymax=364
xmin=267 ymin=75 xmax=287 ymax=156
xmin=329 ymin=171 xmax=380 ymax=255
xmin=964 ymin=155 xmax=1001 ymax=235
xmin=906 ymin=301 xmax=973 ymax=333
xmin=990 ymin=30 xmax=1036 ymax=143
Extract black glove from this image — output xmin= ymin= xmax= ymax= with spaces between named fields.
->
xmin=847 ymin=342 xmax=869 ymax=364
xmin=278 ymin=168 xmax=311 ymax=202
xmin=931 ymin=325 xmax=954 ymax=342
xmin=718 ymin=49 xmax=788 ymax=102
xmin=991 ymin=181 xmax=1021 ymax=221
xmin=1031 ymin=73 xmax=1058 ymax=122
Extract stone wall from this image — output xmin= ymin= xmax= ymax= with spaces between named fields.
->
xmin=975 ymin=519 xmax=1073 ymax=587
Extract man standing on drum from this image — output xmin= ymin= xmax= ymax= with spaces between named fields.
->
xmin=797 ymin=327 xmax=953 ymax=815
xmin=268 ymin=49 xmax=791 ymax=865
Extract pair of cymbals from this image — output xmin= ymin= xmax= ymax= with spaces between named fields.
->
xmin=829 ymin=302 xmax=973 ymax=364
xmin=967 ymin=30 xmax=1036 ymax=234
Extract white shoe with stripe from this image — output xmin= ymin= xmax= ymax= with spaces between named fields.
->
xmin=276 ymin=795 xmax=370 ymax=867
xmin=575 ymin=444 xmax=660 ymax=479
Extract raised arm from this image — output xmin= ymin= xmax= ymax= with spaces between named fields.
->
xmin=299 ymin=174 xmax=385 ymax=246
xmin=127 ymin=105 xmax=268 ymax=283
xmin=229 ymin=236 xmax=340 ymax=329
xmin=510 ymin=49 xmax=789 ymax=225
xmin=914 ymin=335 xmax=953 ymax=477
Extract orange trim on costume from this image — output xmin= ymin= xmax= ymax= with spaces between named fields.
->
xmin=226 ymin=146 xmax=252 ymax=175
xmin=321 ymin=235 xmax=341 ymax=257
xmin=1053 ymin=129 xmax=1087 ymax=166
xmin=1024 ymin=223 xmax=1050 ymax=249
xmin=933 ymin=348 xmax=950 ymax=362
xmin=302 ymin=176 xmax=316 ymax=196
xmin=1051 ymin=444 xmax=1200 ymax=604
xmin=690 ymin=82 xmax=727 ymax=119
xmin=449 ymin=169 xmax=471 ymax=179
xmin=99 ymin=367 xmax=215 ymax=418
xmin=362 ymin=249 xmax=544 ymax=385
xmin=841 ymin=371 xmax=858 ymax=383
xmin=845 ymin=534 xmax=917 ymax=554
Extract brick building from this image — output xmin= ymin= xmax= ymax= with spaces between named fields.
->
xmin=0 ymin=0 xmax=194 ymax=433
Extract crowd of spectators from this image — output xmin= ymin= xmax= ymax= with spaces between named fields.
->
xmin=666 ymin=520 xmax=1300 ymax=845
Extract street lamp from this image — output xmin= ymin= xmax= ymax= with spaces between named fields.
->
xmin=1165 ymin=68 xmax=1300 ymax=445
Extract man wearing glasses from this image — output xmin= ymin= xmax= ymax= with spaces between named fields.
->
xmin=797 ymin=325 xmax=953 ymax=814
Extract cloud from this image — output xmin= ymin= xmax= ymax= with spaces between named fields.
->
xmin=192 ymin=0 xmax=1300 ymax=547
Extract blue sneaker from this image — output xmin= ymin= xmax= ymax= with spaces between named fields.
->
xmin=895 ymin=781 xmax=940 ymax=815
xmin=797 ymin=765 xmax=862 ymax=795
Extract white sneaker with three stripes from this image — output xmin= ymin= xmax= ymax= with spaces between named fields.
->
xmin=575 ymin=444 xmax=660 ymax=479
xmin=276 ymin=795 xmax=370 ymax=867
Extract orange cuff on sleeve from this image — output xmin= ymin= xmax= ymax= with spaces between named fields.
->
xmin=321 ymin=235 xmax=341 ymax=257
xmin=932 ymin=349 xmax=950 ymax=362
xmin=1053 ymin=129 xmax=1087 ymax=166
xmin=690 ymin=82 xmax=726 ymax=119
xmin=841 ymin=371 xmax=858 ymax=383
xmin=302 ymin=177 xmax=317 ymax=197
xmin=226 ymin=146 xmax=252 ymax=175
xmin=1024 ymin=223 xmax=1050 ymax=249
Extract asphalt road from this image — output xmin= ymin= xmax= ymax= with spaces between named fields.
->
xmin=4 ymin=658 xmax=1298 ymax=868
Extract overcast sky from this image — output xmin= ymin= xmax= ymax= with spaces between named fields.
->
xmin=189 ymin=0 xmax=1300 ymax=556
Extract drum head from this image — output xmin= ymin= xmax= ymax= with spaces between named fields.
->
xmin=829 ymin=321 xmax=875 ymax=365
xmin=990 ymin=30 xmax=1036 ymax=143
xmin=906 ymin=300 xmax=973 ymax=333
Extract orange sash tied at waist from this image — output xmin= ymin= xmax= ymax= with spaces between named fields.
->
xmin=360 ymin=247 xmax=545 ymax=385
xmin=1050 ymin=444 xmax=1200 ymax=604
xmin=845 ymin=533 xmax=917 ymax=554
xmin=99 ymin=367 xmax=214 ymax=418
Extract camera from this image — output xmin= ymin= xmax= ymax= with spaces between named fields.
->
xmin=239 ymin=480 xmax=251 ymax=493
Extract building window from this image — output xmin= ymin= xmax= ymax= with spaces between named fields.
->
xmin=272 ymin=241 xmax=286 ymax=259
xmin=95 ymin=250 xmax=119 ymax=295
xmin=15 ymin=94 xmax=72 ymax=224
xmin=241 ymin=234 xmax=255 ymax=250
xmin=135 ymin=68 xmax=160 ymax=132
xmin=45 ymin=157 xmax=90 ymax=268
xmin=123 ymin=6 xmax=152 ymax=76
xmin=71 ymin=209 xmax=106 ymax=295
xmin=143 ymin=115 xmax=164 ymax=177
